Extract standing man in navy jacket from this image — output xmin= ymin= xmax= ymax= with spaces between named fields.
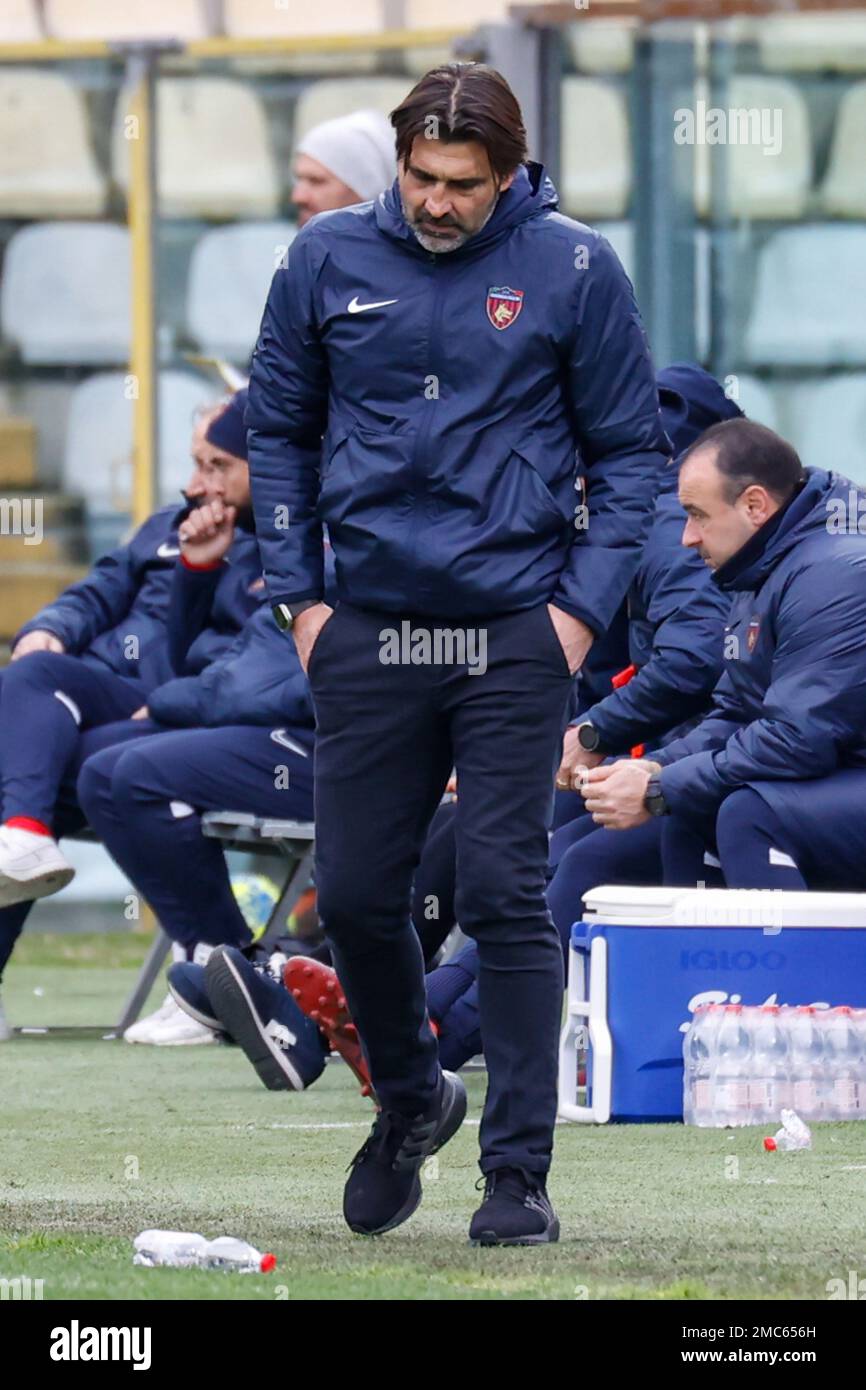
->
xmin=247 ymin=64 xmax=669 ymax=1244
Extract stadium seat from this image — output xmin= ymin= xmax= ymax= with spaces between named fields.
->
xmin=403 ymin=0 xmax=504 ymax=73
xmin=186 ymin=222 xmax=298 ymax=364
xmin=563 ymin=18 xmax=637 ymax=73
xmin=223 ymin=0 xmax=383 ymax=38
xmin=0 ymin=70 xmax=106 ymax=218
xmin=111 ymin=79 xmax=279 ymax=220
xmin=293 ymin=78 xmax=411 ymax=142
xmin=820 ymin=82 xmax=866 ymax=219
xmin=1 ymin=223 xmax=130 ymax=366
xmin=693 ymin=77 xmax=812 ymax=221
xmin=783 ymin=375 xmax=866 ymax=482
xmin=725 ymin=374 xmax=780 ymax=433
xmin=0 ymin=0 xmax=42 ymax=40
xmin=595 ymin=221 xmax=634 ymax=280
xmin=560 ymin=78 xmax=631 ymax=220
xmin=759 ymin=11 xmax=866 ymax=73
xmin=744 ymin=226 xmax=866 ymax=368
xmin=63 ymin=371 xmax=222 ymax=528
xmin=43 ymin=0 xmax=212 ymax=40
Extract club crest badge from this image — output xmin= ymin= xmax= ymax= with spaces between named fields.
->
xmin=747 ymin=617 xmax=761 ymax=653
xmin=486 ymin=286 xmax=524 ymax=331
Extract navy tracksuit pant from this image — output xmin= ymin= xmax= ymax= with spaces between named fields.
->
xmin=0 ymin=653 xmax=144 ymax=824
xmin=77 ymin=725 xmax=315 ymax=954
xmin=308 ymin=601 xmax=573 ymax=1176
xmin=661 ymin=771 xmax=866 ymax=891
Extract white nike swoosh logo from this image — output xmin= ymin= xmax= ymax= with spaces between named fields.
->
xmin=269 ymin=729 xmax=309 ymax=758
xmin=157 ymin=543 xmax=181 ymax=558
xmin=347 ymin=296 xmax=399 ymax=314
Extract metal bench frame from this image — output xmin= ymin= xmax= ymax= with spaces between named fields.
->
xmin=114 ymin=813 xmax=315 ymax=1033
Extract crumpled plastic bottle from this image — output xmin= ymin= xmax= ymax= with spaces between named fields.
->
xmin=763 ymin=1107 xmax=813 ymax=1152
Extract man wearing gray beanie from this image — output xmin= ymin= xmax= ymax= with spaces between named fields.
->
xmin=292 ymin=109 xmax=396 ymax=226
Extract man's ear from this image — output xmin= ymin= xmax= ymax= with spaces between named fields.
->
xmin=499 ymin=169 xmax=517 ymax=193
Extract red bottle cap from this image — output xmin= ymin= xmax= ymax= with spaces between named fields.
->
xmin=763 ymin=1137 xmax=777 ymax=1152
xmin=260 ymin=1253 xmax=277 ymax=1273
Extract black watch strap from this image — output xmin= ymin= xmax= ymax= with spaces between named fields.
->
xmin=644 ymin=773 xmax=669 ymax=817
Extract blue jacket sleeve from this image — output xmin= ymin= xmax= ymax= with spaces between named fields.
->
xmin=166 ymin=563 xmax=223 ymax=674
xmin=246 ymin=229 xmax=330 ymax=608
xmin=14 ymin=518 xmax=156 ymax=655
xmin=552 ymin=236 xmax=671 ymax=635
xmin=587 ymin=503 xmax=730 ymax=752
xmin=659 ymin=564 xmax=866 ymax=815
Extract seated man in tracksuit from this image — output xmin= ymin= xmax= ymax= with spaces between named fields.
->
xmin=0 ymin=393 xmax=262 ymax=1037
xmin=161 ymin=366 xmax=738 ymax=1087
xmin=579 ymin=417 xmax=866 ymax=894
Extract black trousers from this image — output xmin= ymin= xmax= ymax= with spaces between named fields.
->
xmin=308 ymin=601 xmax=573 ymax=1175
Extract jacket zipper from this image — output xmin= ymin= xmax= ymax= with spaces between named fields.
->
xmin=407 ymin=256 xmax=445 ymax=609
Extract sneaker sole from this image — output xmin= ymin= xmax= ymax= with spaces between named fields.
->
xmin=123 ymin=1029 xmax=218 ymax=1046
xmin=0 ymin=866 xmax=74 ymax=909
xmin=166 ymin=980 xmax=222 ymax=1033
xmin=470 ymin=1218 xmax=561 ymax=1248
xmin=346 ymin=1071 xmax=468 ymax=1237
xmin=206 ymin=950 xmax=305 ymax=1092
xmin=283 ymin=957 xmax=374 ymax=1100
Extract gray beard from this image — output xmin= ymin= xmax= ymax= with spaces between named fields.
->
xmin=402 ymin=195 xmax=497 ymax=255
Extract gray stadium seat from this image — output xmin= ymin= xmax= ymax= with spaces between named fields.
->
xmin=693 ymin=77 xmax=812 ymax=221
xmin=62 ymin=371 xmax=222 ymax=528
xmin=560 ymin=78 xmax=631 ymax=220
xmin=821 ymin=82 xmax=866 ymax=219
xmin=0 ymin=69 xmax=106 ymax=218
xmin=43 ymin=0 xmax=212 ymax=40
xmin=744 ymin=226 xmax=866 ymax=368
xmin=783 ymin=375 xmax=866 ymax=481
xmin=563 ymin=18 xmax=637 ymax=73
xmin=294 ymin=77 xmax=410 ymax=142
xmin=224 ymin=0 xmax=383 ymax=38
xmin=186 ymin=222 xmax=298 ymax=363
xmin=595 ymin=221 xmax=634 ymax=280
xmin=1 ymin=222 xmax=130 ymax=366
xmin=725 ymin=374 xmax=780 ymax=432
xmin=0 ymin=0 xmax=42 ymax=40
xmin=111 ymin=78 xmax=279 ymax=219
xmin=759 ymin=11 xmax=866 ymax=73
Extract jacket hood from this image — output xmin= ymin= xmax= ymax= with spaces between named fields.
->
xmin=374 ymin=161 xmax=559 ymax=259
xmin=714 ymin=468 xmax=844 ymax=593
xmin=658 ymin=362 xmax=744 ymax=459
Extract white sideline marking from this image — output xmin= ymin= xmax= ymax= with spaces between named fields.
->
xmin=240 ymin=1119 xmax=482 ymax=1131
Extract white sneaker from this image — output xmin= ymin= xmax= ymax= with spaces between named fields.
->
xmin=0 ymin=994 xmax=11 ymax=1042
xmin=0 ymin=826 xmax=75 ymax=908
xmin=123 ymin=994 xmax=218 ymax=1046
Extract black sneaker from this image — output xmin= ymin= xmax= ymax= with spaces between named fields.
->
xmin=469 ymin=1167 xmax=560 ymax=1246
xmin=343 ymin=1070 xmax=467 ymax=1235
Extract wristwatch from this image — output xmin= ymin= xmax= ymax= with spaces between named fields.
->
xmin=273 ymin=599 xmax=318 ymax=631
xmin=644 ymin=773 xmax=669 ymax=817
xmin=576 ymin=722 xmax=601 ymax=753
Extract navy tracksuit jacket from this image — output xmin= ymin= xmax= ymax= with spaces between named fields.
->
xmin=246 ymin=161 xmax=669 ymax=1172
xmin=656 ymin=468 xmax=866 ymax=888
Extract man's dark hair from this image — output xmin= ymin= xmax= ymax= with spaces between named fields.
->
xmin=683 ymin=418 xmax=806 ymax=505
xmin=390 ymin=63 xmax=528 ymax=183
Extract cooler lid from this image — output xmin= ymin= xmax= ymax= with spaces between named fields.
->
xmin=582 ymin=885 xmax=866 ymax=928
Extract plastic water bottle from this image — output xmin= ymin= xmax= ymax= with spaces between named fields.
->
xmin=682 ymin=1003 xmax=722 ymax=1126
xmin=712 ymin=1004 xmax=752 ymax=1127
xmin=764 ymin=1108 xmax=812 ymax=1152
xmin=133 ymin=1230 xmax=208 ymax=1268
xmin=748 ymin=1004 xmax=791 ymax=1125
xmin=825 ymin=1007 xmax=862 ymax=1120
xmin=199 ymin=1236 xmax=276 ymax=1273
xmin=133 ymin=1230 xmax=276 ymax=1273
xmin=789 ymin=1006 xmax=824 ymax=1122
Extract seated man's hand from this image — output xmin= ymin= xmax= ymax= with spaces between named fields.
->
xmin=556 ymin=725 xmax=603 ymax=789
xmin=580 ymin=758 xmax=661 ymax=830
xmin=293 ymin=602 xmax=334 ymax=675
xmin=11 ymin=629 xmax=65 ymax=661
xmin=547 ymin=605 xmax=593 ymax=676
xmin=179 ymin=501 xmax=236 ymax=568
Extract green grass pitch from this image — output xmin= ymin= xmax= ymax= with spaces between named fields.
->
xmin=1 ymin=933 xmax=865 ymax=1301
